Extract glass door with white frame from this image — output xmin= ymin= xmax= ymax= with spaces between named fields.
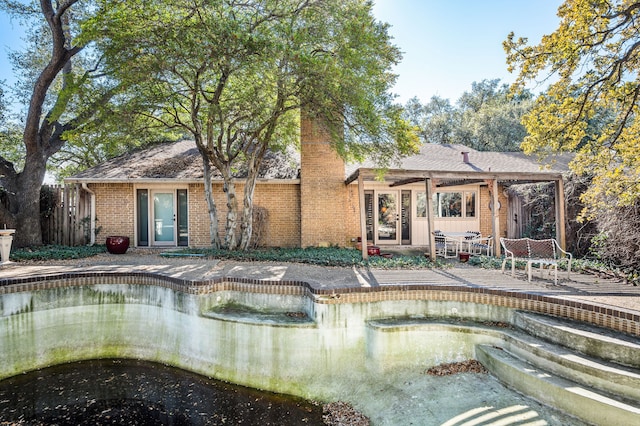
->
xmin=151 ymin=191 xmax=176 ymax=245
xmin=376 ymin=191 xmax=399 ymax=244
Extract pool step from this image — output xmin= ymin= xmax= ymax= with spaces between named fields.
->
xmin=500 ymin=328 xmax=640 ymax=401
xmin=477 ymin=344 xmax=640 ymax=426
xmin=512 ymin=311 xmax=640 ymax=368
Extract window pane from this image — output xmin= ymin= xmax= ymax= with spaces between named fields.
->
xmin=434 ymin=192 xmax=462 ymax=217
xmin=177 ymin=189 xmax=188 ymax=246
xmin=416 ymin=191 xmax=426 ymax=218
xmin=465 ymin=192 xmax=476 ymax=218
xmin=365 ymin=192 xmax=374 ymax=242
xmin=153 ymin=193 xmax=174 ymax=242
xmin=401 ymin=191 xmax=411 ymax=242
xmin=377 ymin=193 xmax=397 ymax=241
xmin=137 ymin=189 xmax=149 ymax=246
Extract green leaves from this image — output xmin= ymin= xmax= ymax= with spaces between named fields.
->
xmin=165 ymin=246 xmax=440 ymax=268
xmin=11 ymin=244 xmax=107 ymax=261
xmin=505 ymin=0 xmax=640 ymax=216
xmin=404 ymin=79 xmax=531 ymax=152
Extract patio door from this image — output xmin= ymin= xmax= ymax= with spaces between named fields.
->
xmin=151 ymin=190 xmax=176 ymax=246
xmin=376 ymin=191 xmax=400 ymax=244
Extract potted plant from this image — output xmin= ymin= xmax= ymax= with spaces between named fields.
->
xmin=106 ymin=236 xmax=130 ymax=254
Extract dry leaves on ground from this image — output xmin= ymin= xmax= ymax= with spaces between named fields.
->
xmin=322 ymin=401 xmax=370 ymax=426
xmin=424 ymin=359 xmax=487 ymax=376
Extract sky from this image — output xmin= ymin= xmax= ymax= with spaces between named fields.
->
xmin=0 ymin=9 xmax=25 ymax=103
xmin=371 ymin=0 xmax=564 ymax=104
xmin=0 ymin=1 xmax=564 ymax=108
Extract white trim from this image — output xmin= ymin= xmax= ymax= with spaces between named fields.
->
xmin=65 ymin=178 xmax=301 ymax=185
xmin=133 ymin=183 xmax=189 ymax=191
xmin=150 ymin=189 xmax=177 ymax=246
xmin=80 ymin=183 xmax=96 ymax=246
xmin=133 ymin=184 xmax=189 ymax=248
xmin=375 ymin=190 xmax=401 ymax=245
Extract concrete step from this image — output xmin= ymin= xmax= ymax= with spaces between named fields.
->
xmin=477 ymin=345 xmax=640 ymax=426
xmin=500 ymin=328 xmax=640 ymax=402
xmin=513 ymin=311 xmax=640 ymax=368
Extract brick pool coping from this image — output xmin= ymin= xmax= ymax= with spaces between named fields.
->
xmin=1 ymin=270 xmax=638 ymax=337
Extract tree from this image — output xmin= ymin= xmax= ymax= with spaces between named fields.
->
xmin=504 ymin=0 xmax=640 ymax=216
xmin=403 ymin=79 xmax=531 ymax=151
xmin=456 ymin=79 xmax=532 ymax=151
xmin=0 ymin=1 xmax=179 ymax=246
xmin=404 ymin=96 xmax=456 ymax=144
xmin=0 ymin=0 xmax=88 ymax=246
xmin=0 ymin=0 xmax=118 ymax=247
xmin=0 ymin=86 xmax=23 ymax=167
xmin=88 ymin=0 xmax=418 ymax=250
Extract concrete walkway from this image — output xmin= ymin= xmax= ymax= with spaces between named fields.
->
xmin=1 ymin=249 xmax=638 ymax=315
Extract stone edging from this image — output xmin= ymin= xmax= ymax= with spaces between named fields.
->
xmin=0 ymin=271 xmax=638 ymax=337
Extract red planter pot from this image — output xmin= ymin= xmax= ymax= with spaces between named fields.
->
xmin=106 ymin=236 xmax=130 ymax=254
xmin=368 ymin=246 xmax=381 ymax=256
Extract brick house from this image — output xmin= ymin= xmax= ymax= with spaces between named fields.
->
xmin=65 ymin=115 xmax=570 ymax=257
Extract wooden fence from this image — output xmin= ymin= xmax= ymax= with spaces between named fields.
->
xmin=41 ymin=184 xmax=92 ymax=246
xmin=506 ymin=190 xmax=526 ymax=238
xmin=506 ymin=183 xmax=556 ymax=240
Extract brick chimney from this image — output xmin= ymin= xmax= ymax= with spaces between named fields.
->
xmin=299 ymin=110 xmax=347 ymax=247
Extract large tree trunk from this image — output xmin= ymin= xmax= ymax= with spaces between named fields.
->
xmin=222 ymin=172 xmax=238 ymax=250
xmin=239 ymin=179 xmax=256 ymax=251
xmin=14 ymin=177 xmax=45 ymax=248
xmin=239 ymin=147 xmax=266 ymax=250
xmin=15 ymin=157 xmax=47 ymax=247
xmin=0 ymin=155 xmax=47 ymax=248
xmin=201 ymin=152 xmax=221 ymax=249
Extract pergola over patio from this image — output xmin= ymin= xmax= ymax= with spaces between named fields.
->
xmin=345 ymin=146 xmax=570 ymax=260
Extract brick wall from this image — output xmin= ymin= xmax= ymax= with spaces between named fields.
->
xmin=186 ymin=183 xmax=210 ymax=247
xmin=187 ymin=182 xmax=301 ymax=247
xmin=479 ymin=185 xmax=508 ymax=239
xmin=299 ymin=114 xmax=350 ymax=247
xmin=91 ymin=183 xmax=135 ymax=243
xmin=343 ymin=184 xmax=361 ymax=244
xmin=89 ymin=178 xmax=507 ymax=250
xmin=254 ymin=183 xmax=301 ymax=247
xmin=90 ymin=182 xmax=300 ymax=248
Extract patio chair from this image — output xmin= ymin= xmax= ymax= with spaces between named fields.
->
xmin=434 ymin=231 xmax=460 ymax=258
xmin=467 ymin=235 xmax=493 ymax=256
xmin=462 ymin=231 xmax=480 ymax=253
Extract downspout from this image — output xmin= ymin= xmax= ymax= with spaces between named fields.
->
xmin=81 ymin=183 xmax=96 ymax=246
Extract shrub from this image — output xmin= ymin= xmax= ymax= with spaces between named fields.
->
xmin=163 ymin=247 xmax=443 ymax=269
xmin=11 ymin=245 xmax=107 ymax=261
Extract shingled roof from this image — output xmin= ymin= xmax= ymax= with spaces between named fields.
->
xmin=67 ymin=139 xmax=571 ymax=184
xmin=345 ymin=143 xmax=572 ymax=178
xmin=68 ymin=140 xmax=300 ymax=181
xmin=346 ymin=144 xmax=573 ymax=183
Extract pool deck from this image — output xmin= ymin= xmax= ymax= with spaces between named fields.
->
xmin=0 ymin=249 xmax=638 ymax=317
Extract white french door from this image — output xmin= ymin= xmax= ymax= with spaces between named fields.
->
xmin=151 ymin=190 xmax=176 ymax=246
xmin=376 ymin=191 xmax=400 ymax=245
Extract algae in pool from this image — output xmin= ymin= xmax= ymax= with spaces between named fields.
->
xmin=0 ymin=358 xmax=325 ymax=425
xmin=203 ymin=302 xmax=315 ymax=326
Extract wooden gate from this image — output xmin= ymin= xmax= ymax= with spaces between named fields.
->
xmin=41 ymin=184 xmax=92 ymax=246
